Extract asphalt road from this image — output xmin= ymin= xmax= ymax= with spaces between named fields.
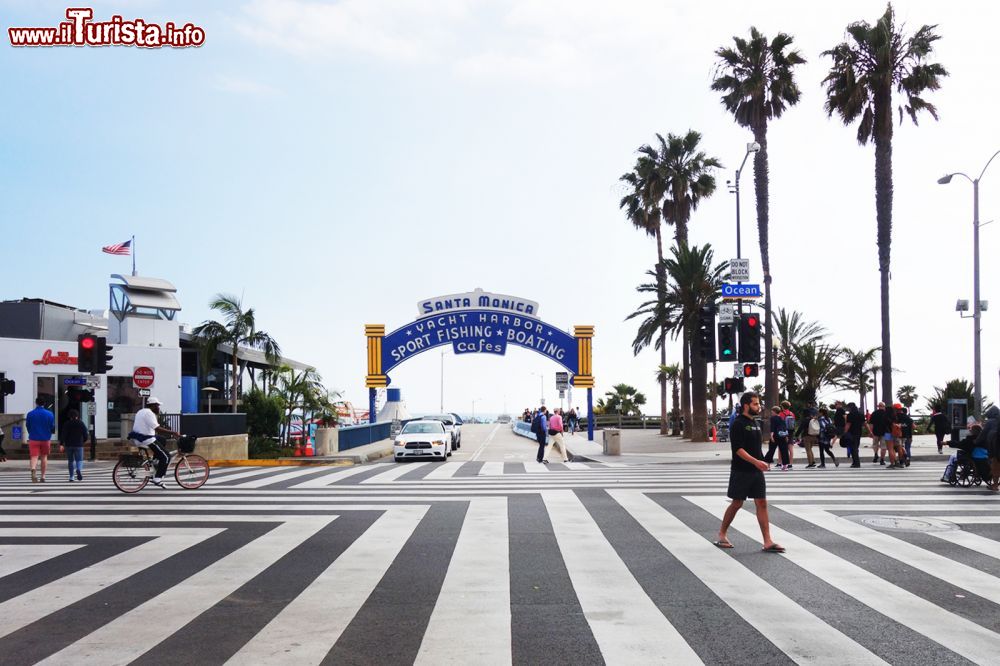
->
xmin=1 ymin=426 xmax=998 ymax=665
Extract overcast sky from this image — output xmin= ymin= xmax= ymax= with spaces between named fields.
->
xmin=2 ymin=0 xmax=998 ymax=417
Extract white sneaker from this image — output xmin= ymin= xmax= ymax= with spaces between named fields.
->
xmin=150 ymin=478 xmax=166 ymax=487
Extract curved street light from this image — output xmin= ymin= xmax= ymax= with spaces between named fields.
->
xmin=937 ymin=148 xmax=1000 ymax=419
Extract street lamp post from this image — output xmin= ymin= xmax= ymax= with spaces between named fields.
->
xmin=728 ymin=142 xmax=761 ymax=264
xmin=439 ymin=350 xmax=445 ymax=413
xmin=531 ymin=372 xmax=545 ymax=406
xmin=938 ymin=148 xmax=1000 ymax=419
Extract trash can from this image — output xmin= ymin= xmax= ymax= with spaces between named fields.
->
xmin=602 ymin=429 xmax=621 ymax=456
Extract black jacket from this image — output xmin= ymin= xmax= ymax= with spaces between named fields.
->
xmin=976 ymin=405 xmax=999 ymax=452
xmin=60 ymin=419 xmax=89 ymax=447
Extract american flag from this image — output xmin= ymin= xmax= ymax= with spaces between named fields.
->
xmin=102 ymin=239 xmax=132 ymax=256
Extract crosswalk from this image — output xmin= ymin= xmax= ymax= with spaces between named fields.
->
xmin=0 ymin=461 xmax=998 ymax=664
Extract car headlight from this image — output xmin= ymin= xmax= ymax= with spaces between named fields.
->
xmin=434 ymin=439 xmax=446 ymax=445
xmin=394 ymin=439 xmax=403 ymax=446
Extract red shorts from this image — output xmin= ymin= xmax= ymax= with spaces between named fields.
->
xmin=28 ymin=440 xmax=52 ymax=456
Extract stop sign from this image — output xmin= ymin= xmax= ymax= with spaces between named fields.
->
xmin=133 ymin=366 xmax=155 ymax=389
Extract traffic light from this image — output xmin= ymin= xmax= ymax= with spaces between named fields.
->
xmin=696 ymin=306 xmax=717 ymax=362
xmin=718 ymin=323 xmax=736 ymax=361
xmin=77 ymin=334 xmax=98 ymax=373
xmin=96 ymin=337 xmax=114 ymax=373
xmin=743 ymin=363 xmax=759 ymax=378
xmin=723 ymin=377 xmax=746 ymax=394
xmin=738 ymin=312 xmax=761 ymax=362
xmin=0 ymin=379 xmax=14 ymax=395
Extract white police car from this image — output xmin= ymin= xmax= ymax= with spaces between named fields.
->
xmin=394 ymin=420 xmax=452 ymax=462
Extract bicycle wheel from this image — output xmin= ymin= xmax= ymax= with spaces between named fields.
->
xmin=113 ymin=459 xmax=149 ymax=493
xmin=174 ymin=454 xmax=210 ymax=489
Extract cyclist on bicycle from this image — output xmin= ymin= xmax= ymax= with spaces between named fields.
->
xmin=128 ymin=397 xmax=181 ymax=487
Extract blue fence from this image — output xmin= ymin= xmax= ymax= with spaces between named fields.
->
xmin=338 ymin=422 xmax=392 ymax=451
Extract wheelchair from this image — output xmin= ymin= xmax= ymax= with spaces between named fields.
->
xmin=947 ymin=450 xmax=983 ymax=487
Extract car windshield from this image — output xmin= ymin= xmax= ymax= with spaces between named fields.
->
xmin=402 ymin=422 xmax=445 ymax=434
xmin=423 ymin=415 xmax=454 ymax=425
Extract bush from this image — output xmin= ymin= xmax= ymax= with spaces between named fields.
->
xmin=244 ymin=389 xmax=284 ymax=439
xmin=249 ymin=435 xmax=280 ymax=459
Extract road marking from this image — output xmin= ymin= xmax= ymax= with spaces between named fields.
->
xmin=478 ymin=462 xmax=504 ymax=476
xmin=0 ymin=544 xmax=85 ymax=578
xmin=0 ymin=528 xmax=223 ymax=641
xmin=685 ymin=495 xmax=1000 ymax=665
xmin=416 ymin=497 xmax=510 ymax=665
xmin=206 ymin=467 xmax=280 ymax=484
xmin=289 ymin=465 xmax=374 ymax=488
xmin=610 ymin=490 xmax=886 ymax=666
xmin=40 ymin=517 xmax=336 ymax=666
xmin=929 ymin=528 xmax=1000 ymax=560
xmin=422 ymin=462 xmax=463 ymax=480
xmin=543 ymin=490 xmax=702 ymax=664
xmin=235 ymin=467 xmax=333 ymax=489
xmin=470 ymin=423 xmax=501 ymax=462
xmin=227 ymin=507 xmax=426 ymax=665
xmin=360 ymin=461 xmax=429 ymax=484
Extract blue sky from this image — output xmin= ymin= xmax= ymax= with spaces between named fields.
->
xmin=2 ymin=0 xmax=999 ymax=416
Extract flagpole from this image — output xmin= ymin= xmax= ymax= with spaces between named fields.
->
xmin=131 ymin=235 xmax=136 ymax=276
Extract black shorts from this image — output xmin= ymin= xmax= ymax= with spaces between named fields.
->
xmin=727 ymin=468 xmax=766 ymax=500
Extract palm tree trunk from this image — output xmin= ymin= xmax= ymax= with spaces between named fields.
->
xmin=681 ymin=334 xmax=692 ymax=438
xmin=874 ymin=94 xmax=894 ymax=415
xmin=671 ymin=380 xmax=680 ymax=436
xmin=752 ymin=126 xmax=778 ymax=436
xmin=231 ymin=351 xmax=239 ymax=413
xmin=655 ymin=227 xmax=668 ymax=435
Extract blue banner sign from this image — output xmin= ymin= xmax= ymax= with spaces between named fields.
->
xmin=721 ymin=283 xmax=762 ymax=299
xmin=383 ymin=310 xmax=577 ymax=374
xmin=63 ymin=377 xmax=87 ymax=386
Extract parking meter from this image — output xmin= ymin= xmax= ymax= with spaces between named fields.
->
xmin=947 ymin=399 xmax=968 ymax=444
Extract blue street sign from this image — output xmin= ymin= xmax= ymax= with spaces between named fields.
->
xmin=721 ymin=283 xmax=762 ymax=299
xmin=63 ymin=377 xmax=87 ymax=386
xmin=12 ymin=426 xmax=22 ymax=440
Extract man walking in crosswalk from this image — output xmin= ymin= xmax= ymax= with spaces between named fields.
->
xmin=716 ymin=392 xmax=785 ymax=553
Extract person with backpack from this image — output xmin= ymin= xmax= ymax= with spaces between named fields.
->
xmin=59 ymin=409 xmax=89 ymax=482
xmin=816 ymin=407 xmax=839 ymax=468
xmin=801 ymin=407 xmax=820 ymax=468
xmin=764 ymin=406 xmax=791 ymax=470
xmin=897 ymin=406 xmax=914 ymax=463
xmin=867 ymin=402 xmax=889 ymax=465
xmin=531 ymin=406 xmax=549 ymax=464
xmin=779 ymin=401 xmax=796 ymax=467
xmin=975 ymin=405 xmax=999 ymax=491
xmin=844 ymin=402 xmax=864 ymax=468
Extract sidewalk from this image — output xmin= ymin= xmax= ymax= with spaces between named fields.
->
xmin=568 ymin=430 xmax=950 ymax=466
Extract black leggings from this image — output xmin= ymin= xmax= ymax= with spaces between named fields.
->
xmin=765 ymin=438 xmax=789 ymax=465
xmin=818 ymin=440 xmax=837 ymax=464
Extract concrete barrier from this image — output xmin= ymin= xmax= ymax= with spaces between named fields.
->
xmin=194 ymin=434 xmax=248 ymax=461
xmin=315 ymin=427 xmax=338 ymax=456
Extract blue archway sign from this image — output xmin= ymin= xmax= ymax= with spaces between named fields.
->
xmin=365 ymin=290 xmax=595 ymax=440
xmin=382 ymin=310 xmax=578 ymax=374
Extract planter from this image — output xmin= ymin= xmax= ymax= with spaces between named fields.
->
xmin=315 ymin=427 xmax=339 ymax=456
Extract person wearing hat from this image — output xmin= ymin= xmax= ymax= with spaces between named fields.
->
xmin=129 ymin=397 xmax=181 ymax=487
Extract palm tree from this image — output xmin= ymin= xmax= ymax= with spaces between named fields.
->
xmin=663 ymin=244 xmax=727 ymax=441
xmin=790 ymin=342 xmax=842 ymax=406
xmin=896 ymin=384 xmax=918 ymax=409
xmin=602 ymin=384 xmax=647 ymax=416
xmin=274 ymin=365 xmax=324 ymax=445
xmin=926 ymin=379 xmax=991 ymax=413
xmin=657 ymin=363 xmax=682 ymax=435
xmin=192 ymin=294 xmax=282 ymax=412
xmin=772 ymin=308 xmax=826 ymax=400
xmin=712 ymin=26 xmax=806 ymax=417
xmin=837 ymin=346 xmax=880 ymax=412
xmin=823 ymin=4 xmax=947 ymax=412
xmin=640 ymin=131 xmax=723 ymax=249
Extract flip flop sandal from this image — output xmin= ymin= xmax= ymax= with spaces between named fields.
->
xmin=762 ymin=544 xmax=786 ymax=553
xmin=714 ymin=540 xmax=734 ymax=549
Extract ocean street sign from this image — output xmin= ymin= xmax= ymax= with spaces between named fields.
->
xmin=721 ymin=283 xmax=762 ymax=300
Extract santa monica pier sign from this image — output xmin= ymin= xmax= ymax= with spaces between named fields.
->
xmin=363 ymin=289 xmax=595 ymax=436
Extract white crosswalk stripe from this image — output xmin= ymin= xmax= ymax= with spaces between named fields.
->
xmin=0 ymin=460 xmax=997 ymax=664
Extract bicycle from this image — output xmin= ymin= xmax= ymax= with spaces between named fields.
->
xmin=112 ymin=435 xmax=210 ymax=493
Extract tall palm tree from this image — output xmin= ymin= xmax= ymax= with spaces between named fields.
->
xmin=837 ymin=346 xmax=880 ymax=412
xmin=657 ymin=363 xmax=682 ymax=435
xmin=663 ymin=244 xmax=727 ymax=441
xmin=620 ymin=155 xmax=670 ymax=432
xmin=712 ymin=27 xmax=806 ymax=415
xmin=193 ymin=294 xmax=282 ymax=412
xmin=772 ymin=308 xmax=826 ymax=401
xmin=602 ymin=384 xmax=647 ymax=417
xmin=896 ymin=384 xmax=918 ymax=409
xmin=640 ymin=131 xmax=723 ymax=249
xmin=822 ymin=4 xmax=947 ymax=412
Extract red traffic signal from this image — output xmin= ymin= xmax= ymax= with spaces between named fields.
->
xmin=743 ymin=363 xmax=759 ymax=377
xmin=77 ymin=334 xmax=98 ymax=373
xmin=80 ymin=336 xmax=96 ymax=350
xmin=746 ymin=314 xmax=759 ymax=328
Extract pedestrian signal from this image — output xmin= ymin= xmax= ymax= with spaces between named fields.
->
xmin=723 ymin=377 xmax=746 ymax=394
xmin=738 ymin=313 xmax=761 ymax=362
xmin=77 ymin=334 xmax=98 ymax=373
xmin=718 ymin=323 xmax=736 ymax=360
xmin=696 ymin=306 xmax=717 ymax=362
xmin=742 ymin=363 xmax=759 ymax=377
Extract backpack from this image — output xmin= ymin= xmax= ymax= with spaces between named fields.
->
xmin=784 ymin=413 xmax=796 ymax=432
xmin=821 ymin=419 xmax=838 ymax=441
xmin=530 ymin=414 xmax=542 ymax=435
xmin=808 ymin=417 xmax=820 ymax=436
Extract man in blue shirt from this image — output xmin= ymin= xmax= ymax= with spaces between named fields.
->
xmin=26 ymin=397 xmax=55 ymax=483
